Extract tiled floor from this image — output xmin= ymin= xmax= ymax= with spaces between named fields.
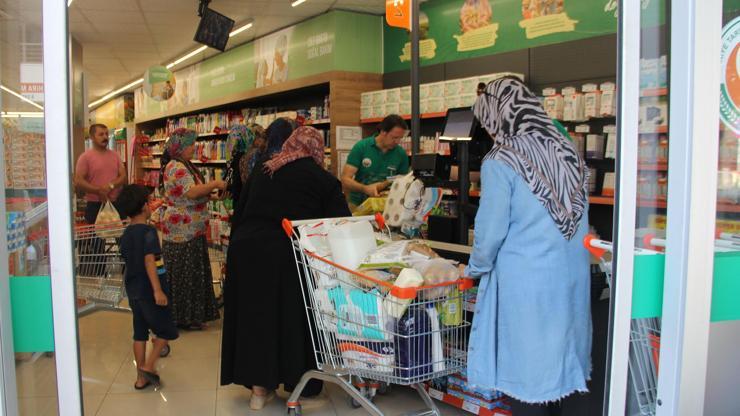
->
xmin=15 ymin=310 xmax=470 ymax=415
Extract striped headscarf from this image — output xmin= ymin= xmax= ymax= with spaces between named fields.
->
xmin=473 ymin=77 xmax=588 ymax=240
xmin=263 ymin=126 xmax=324 ymax=176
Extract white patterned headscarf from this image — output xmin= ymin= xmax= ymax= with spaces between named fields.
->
xmin=473 ymin=77 xmax=588 ymax=240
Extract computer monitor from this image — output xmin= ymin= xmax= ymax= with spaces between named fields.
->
xmin=194 ymin=7 xmax=235 ymax=52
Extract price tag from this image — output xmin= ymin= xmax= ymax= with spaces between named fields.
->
xmin=428 ymin=388 xmax=444 ymax=401
xmin=462 ymin=401 xmax=481 ymax=414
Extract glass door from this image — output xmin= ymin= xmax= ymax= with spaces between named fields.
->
xmin=0 ymin=0 xmax=81 ymax=414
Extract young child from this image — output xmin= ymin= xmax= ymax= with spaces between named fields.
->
xmin=118 ymin=184 xmax=178 ymax=390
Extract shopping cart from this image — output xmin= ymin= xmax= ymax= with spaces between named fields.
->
xmin=208 ymin=237 xmax=228 ymax=308
xmin=75 ymin=220 xmax=172 ymax=357
xmin=584 ymin=233 xmax=740 ymax=416
xmin=75 ymin=221 xmax=128 ymax=316
xmin=282 ymin=214 xmax=474 ymax=416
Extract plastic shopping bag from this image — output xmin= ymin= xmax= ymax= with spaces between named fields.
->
xmin=95 ymin=201 xmax=123 ymax=239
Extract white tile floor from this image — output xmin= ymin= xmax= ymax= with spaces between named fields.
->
xmin=15 ymin=310 xmax=470 ymax=415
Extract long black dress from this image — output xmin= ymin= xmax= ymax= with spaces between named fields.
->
xmin=220 ymin=157 xmax=351 ymax=395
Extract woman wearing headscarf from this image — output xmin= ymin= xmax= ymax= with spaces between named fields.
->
xmin=463 ymin=77 xmax=591 ymax=415
xmin=220 ymin=126 xmax=350 ymax=410
xmin=224 ymin=124 xmax=266 ymax=204
xmin=260 ymin=117 xmax=297 ymax=160
xmin=159 ymin=128 xmax=225 ymax=330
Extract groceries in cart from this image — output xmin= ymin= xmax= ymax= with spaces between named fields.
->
xmin=288 ymin=215 xmax=471 ymax=385
xmin=94 ymin=201 xmax=125 ymax=239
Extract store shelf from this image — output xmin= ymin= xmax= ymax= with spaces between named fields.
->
xmin=152 ymin=152 xmax=163 ymax=156
xmin=590 ymin=196 xmax=615 ymax=205
xmin=191 ymin=159 xmax=227 ymax=164
xmin=638 ymin=162 xmax=668 ymax=171
xmin=640 ymin=88 xmax=668 ymax=97
xmin=141 ymin=165 xmax=161 ymax=170
xmin=197 ymin=131 xmax=230 ymax=138
xmin=148 ymin=138 xmax=167 ymax=144
xmin=639 ymin=126 xmax=668 ymax=134
xmin=306 ymin=118 xmax=331 ymax=126
xmin=361 ymin=112 xmax=447 ymax=124
xmin=589 ymin=196 xmax=740 ymax=213
xmin=425 ymin=386 xmax=510 ymax=416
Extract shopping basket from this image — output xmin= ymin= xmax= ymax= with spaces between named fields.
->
xmin=584 ymin=233 xmax=740 ymax=416
xmin=282 ymin=214 xmax=474 ymax=416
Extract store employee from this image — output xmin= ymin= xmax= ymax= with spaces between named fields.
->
xmin=341 ymin=114 xmax=410 ymax=207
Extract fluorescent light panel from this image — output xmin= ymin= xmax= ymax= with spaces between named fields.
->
xmin=93 ymin=18 xmax=254 ymax=107
xmin=1 ymin=111 xmax=44 ymax=118
xmin=292 ymin=0 xmax=307 ymax=6
xmin=0 ymin=85 xmax=44 ymax=110
xmin=88 ymin=78 xmax=143 ymax=108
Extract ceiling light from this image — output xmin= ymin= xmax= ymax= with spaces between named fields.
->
xmin=88 ymin=78 xmax=143 ymax=108
xmin=291 ymin=0 xmax=307 ymax=7
xmin=229 ymin=20 xmax=254 ymax=37
xmin=166 ymin=45 xmax=208 ymax=70
xmin=1 ymin=111 xmax=44 ymax=118
xmin=0 ymin=85 xmax=44 ymax=110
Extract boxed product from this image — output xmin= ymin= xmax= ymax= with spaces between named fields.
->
xmin=444 ymin=79 xmax=463 ymax=97
xmin=401 ymin=86 xmax=412 ymax=102
xmin=543 ymin=95 xmax=564 ymax=120
xmin=572 ymin=133 xmax=586 ymax=158
xmin=563 ymin=87 xmax=586 ymax=121
xmin=659 ymin=55 xmax=668 ymax=88
xmin=445 ymin=95 xmax=463 ymax=110
xmin=600 ymin=82 xmax=617 ymax=116
xmin=586 ymin=134 xmax=606 ymax=159
xmin=427 ymin=81 xmax=446 ymax=99
xmin=460 ymin=76 xmax=480 ymax=94
xmin=584 ymin=87 xmax=602 ymax=119
xmin=361 ymin=106 xmax=373 ymax=120
xmin=338 ymin=340 xmax=395 ymax=373
xmin=460 ymin=93 xmax=477 ymax=107
xmin=371 ymin=90 xmax=385 ymax=105
xmin=639 ymin=96 xmax=668 ymax=132
xmin=372 ymin=104 xmax=384 ymax=119
xmin=400 ymin=101 xmax=412 ymax=115
xmin=420 ymin=84 xmax=430 ymax=100
xmin=384 ymin=102 xmax=401 ymax=116
xmin=426 ymin=97 xmax=446 ymax=113
xmin=604 ymin=125 xmax=617 ymax=159
xmin=640 ymin=58 xmax=660 ymax=89
xmin=587 ymin=167 xmax=598 ymax=194
xmin=385 ymin=88 xmax=401 ymax=104
xmin=361 ymin=92 xmax=373 ymax=107
xmin=420 ymin=98 xmax=430 ymax=114
xmin=602 ymin=172 xmax=616 ymax=196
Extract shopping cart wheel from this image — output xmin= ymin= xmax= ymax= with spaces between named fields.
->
xmin=159 ymin=344 xmax=171 ymax=357
xmin=350 ymin=397 xmax=363 ymax=409
xmin=287 ymin=406 xmax=302 ymax=415
xmin=377 ymin=382 xmax=391 ymax=395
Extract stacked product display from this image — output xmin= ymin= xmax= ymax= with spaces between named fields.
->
xmin=361 ymin=73 xmax=523 ymax=120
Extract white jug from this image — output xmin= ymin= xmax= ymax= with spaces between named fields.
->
xmin=326 ymin=220 xmax=376 ymax=271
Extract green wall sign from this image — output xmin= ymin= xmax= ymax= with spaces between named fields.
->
xmin=135 ymin=11 xmax=381 ymax=121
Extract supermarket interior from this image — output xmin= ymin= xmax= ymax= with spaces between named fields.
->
xmin=1 ymin=0 xmax=739 ymax=415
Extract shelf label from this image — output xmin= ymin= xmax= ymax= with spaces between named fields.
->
xmin=428 ymin=388 xmax=444 ymax=401
xmin=462 ymin=401 xmax=481 ymax=414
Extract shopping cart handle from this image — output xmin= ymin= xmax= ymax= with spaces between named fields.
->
xmin=643 ymin=233 xmax=660 ymax=251
xmin=374 ymin=212 xmax=386 ymax=230
xmin=584 ymin=234 xmax=607 ymax=259
xmin=282 ymin=218 xmax=294 ymax=237
xmin=458 ymin=278 xmax=475 ymax=291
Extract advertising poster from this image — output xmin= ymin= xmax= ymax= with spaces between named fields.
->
xmin=143 ymin=66 xmax=176 ymax=102
xmin=254 ymin=27 xmax=294 ymax=88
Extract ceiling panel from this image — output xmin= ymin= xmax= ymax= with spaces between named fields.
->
xmin=67 ymin=0 xmax=385 ymax=105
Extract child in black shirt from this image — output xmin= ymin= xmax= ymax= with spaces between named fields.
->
xmin=118 ymin=185 xmax=178 ymax=390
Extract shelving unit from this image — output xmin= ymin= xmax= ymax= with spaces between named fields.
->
xmin=360 ymin=112 xmax=448 ymax=124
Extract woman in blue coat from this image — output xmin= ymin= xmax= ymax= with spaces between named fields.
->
xmin=463 ymin=77 xmax=592 ymax=415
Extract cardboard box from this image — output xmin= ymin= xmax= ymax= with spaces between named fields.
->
xmin=586 ymin=134 xmax=606 ymax=159
xmin=361 ymin=106 xmax=373 ymax=119
xmin=371 ymin=90 xmax=385 ymax=105
xmin=384 ymin=102 xmax=401 ymax=116
xmin=544 ymin=95 xmax=564 ymax=120
xmin=600 ymin=90 xmax=617 ymax=116
xmin=564 ymin=92 xmax=586 ymax=121
xmin=427 ymin=81 xmax=446 ymax=99
xmin=584 ymin=91 xmax=603 ymax=119
xmin=445 ymin=95 xmax=463 ymax=110
xmin=400 ymin=86 xmax=411 ymax=102
xmin=400 ymin=101 xmax=411 ymax=115
xmin=361 ymin=92 xmax=373 ymax=107
xmin=460 ymin=93 xmax=477 ymax=107
xmin=460 ymin=76 xmax=480 ymax=95
xmin=384 ymin=88 xmax=401 ymax=104
xmin=420 ymin=84 xmax=430 ymax=100
xmin=445 ymin=79 xmax=463 ymax=97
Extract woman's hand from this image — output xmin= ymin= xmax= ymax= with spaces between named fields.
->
xmin=211 ymin=179 xmax=227 ymax=192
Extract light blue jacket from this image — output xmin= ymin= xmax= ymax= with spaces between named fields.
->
xmin=465 ymin=159 xmax=592 ymax=404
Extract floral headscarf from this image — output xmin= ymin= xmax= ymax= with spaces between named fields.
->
xmin=165 ymin=128 xmax=197 ymax=159
xmin=264 ymin=118 xmax=297 ymax=158
xmin=264 ymin=126 xmax=324 ymax=176
xmin=226 ymin=124 xmax=255 ymax=159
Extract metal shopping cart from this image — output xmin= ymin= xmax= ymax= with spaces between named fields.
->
xmin=282 ymin=214 xmax=474 ymax=416
xmin=208 ymin=237 xmax=228 ymax=308
xmin=584 ymin=233 xmax=740 ymax=416
xmin=75 ymin=220 xmax=172 ymax=357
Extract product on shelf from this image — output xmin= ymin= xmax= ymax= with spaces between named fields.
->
xmin=543 ymin=87 xmax=564 ymax=120
xmin=586 ymin=134 xmax=605 ymax=159
xmin=602 ymin=172 xmax=616 ymax=197
xmin=604 ymin=125 xmax=617 ymax=159
xmin=600 ymin=82 xmax=617 ymax=117
xmin=563 ymin=86 xmax=586 ymax=122
xmin=583 ymin=83 xmax=603 ymax=119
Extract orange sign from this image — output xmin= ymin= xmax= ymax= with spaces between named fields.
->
xmin=386 ymin=0 xmax=411 ymax=30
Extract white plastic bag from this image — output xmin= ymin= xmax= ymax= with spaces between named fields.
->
xmin=95 ymin=201 xmax=123 ymax=239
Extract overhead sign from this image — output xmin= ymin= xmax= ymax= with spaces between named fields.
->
xmin=143 ymin=66 xmax=176 ymax=102
xmin=386 ymin=0 xmax=411 ymax=30
xmin=20 ymin=63 xmax=44 ymax=103
xmin=720 ymin=16 xmax=740 ymax=134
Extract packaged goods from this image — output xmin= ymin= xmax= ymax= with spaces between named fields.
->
xmin=414 ymin=258 xmax=458 ymax=299
xmin=95 ymin=201 xmax=123 ymax=238
xmin=438 ymin=288 xmax=463 ymax=326
xmin=384 ymin=268 xmax=424 ymax=319
xmin=327 ymin=220 xmax=376 ymax=271
xmin=586 ymin=134 xmax=605 ymax=159
xmin=328 ymin=287 xmax=392 ymax=341
xmin=338 ymin=341 xmax=395 ymax=373
xmin=395 ymin=306 xmax=432 ymax=378
xmin=385 ymin=88 xmax=401 ymax=104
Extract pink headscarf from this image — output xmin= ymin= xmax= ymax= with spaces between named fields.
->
xmin=263 ymin=126 xmax=324 ymax=176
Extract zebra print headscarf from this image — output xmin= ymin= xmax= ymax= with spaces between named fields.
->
xmin=473 ymin=77 xmax=588 ymax=240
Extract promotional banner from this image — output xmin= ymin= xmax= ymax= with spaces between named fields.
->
xmin=135 ymin=11 xmax=381 ymax=120
xmin=144 ymin=66 xmax=176 ymax=101
xmin=384 ymin=0 xmax=628 ymax=73
xmin=721 ymin=15 xmax=740 ymax=134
